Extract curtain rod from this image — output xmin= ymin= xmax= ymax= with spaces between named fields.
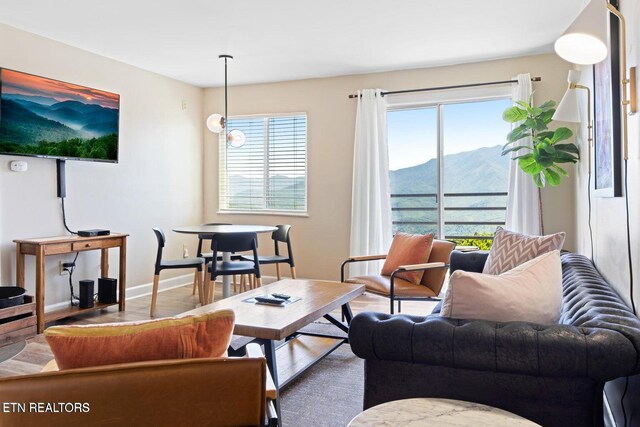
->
xmin=347 ymin=77 xmax=542 ymax=99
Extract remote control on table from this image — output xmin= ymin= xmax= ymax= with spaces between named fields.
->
xmin=255 ymin=296 xmax=285 ymax=305
xmin=271 ymin=293 xmax=291 ymax=300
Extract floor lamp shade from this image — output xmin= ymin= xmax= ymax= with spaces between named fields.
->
xmin=553 ymin=89 xmax=581 ymax=123
xmin=553 ymin=70 xmax=582 ymax=123
xmin=554 ymin=0 xmax=608 ymax=65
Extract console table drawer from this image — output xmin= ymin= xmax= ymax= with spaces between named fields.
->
xmin=44 ymin=243 xmax=72 ymax=255
xmin=72 ymin=241 xmax=103 ymax=251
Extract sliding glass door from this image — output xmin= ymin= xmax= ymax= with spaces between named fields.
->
xmin=388 ymin=98 xmax=511 ymax=248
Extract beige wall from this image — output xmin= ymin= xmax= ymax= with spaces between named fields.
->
xmin=0 ymin=24 xmax=204 ymax=307
xmin=573 ymin=1 xmax=640 ymax=309
xmin=203 ymin=53 xmax=574 ymax=281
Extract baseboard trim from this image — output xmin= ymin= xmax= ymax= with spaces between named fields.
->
xmin=43 ymin=274 xmax=282 ymax=313
xmin=43 ymin=273 xmax=196 ymax=313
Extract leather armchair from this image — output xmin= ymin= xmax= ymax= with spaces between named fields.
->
xmin=0 ymin=343 xmax=277 ymax=427
xmin=341 ymin=239 xmax=455 ymax=313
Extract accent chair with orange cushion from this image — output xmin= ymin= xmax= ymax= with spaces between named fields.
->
xmin=342 ymin=234 xmax=455 ymax=314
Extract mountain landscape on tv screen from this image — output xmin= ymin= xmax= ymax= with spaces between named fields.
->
xmin=0 ymin=70 xmax=119 ymax=161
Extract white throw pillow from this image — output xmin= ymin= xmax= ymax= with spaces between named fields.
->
xmin=483 ymin=226 xmax=565 ymax=275
xmin=441 ymin=250 xmax=562 ymax=325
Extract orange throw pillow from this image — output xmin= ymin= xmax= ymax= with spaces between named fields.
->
xmin=381 ymin=232 xmax=434 ymax=284
xmin=44 ymin=309 xmax=235 ymax=370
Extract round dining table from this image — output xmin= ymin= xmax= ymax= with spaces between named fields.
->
xmin=172 ymin=224 xmax=278 ymax=299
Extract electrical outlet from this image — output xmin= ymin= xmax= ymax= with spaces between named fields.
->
xmin=182 ymin=244 xmax=189 ymax=258
xmin=59 ymin=261 xmax=65 ymax=275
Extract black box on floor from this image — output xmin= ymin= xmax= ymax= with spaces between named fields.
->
xmin=79 ymin=280 xmax=94 ymax=309
xmin=98 ymin=277 xmax=117 ymax=304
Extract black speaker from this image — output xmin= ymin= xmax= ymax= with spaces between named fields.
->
xmin=98 ymin=277 xmax=117 ymax=304
xmin=79 ymin=280 xmax=94 ymax=309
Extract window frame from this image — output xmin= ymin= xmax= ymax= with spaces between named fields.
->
xmin=217 ymin=112 xmax=309 ymax=216
xmin=387 ymin=85 xmax=512 ymax=239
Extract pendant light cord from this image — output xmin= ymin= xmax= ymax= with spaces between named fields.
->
xmin=224 ymin=55 xmax=228 ymax=127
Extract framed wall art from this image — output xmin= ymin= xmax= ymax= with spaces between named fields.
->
xmin=593 ymin=1 xmax=622 ymax=197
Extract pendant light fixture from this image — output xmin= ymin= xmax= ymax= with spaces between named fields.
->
xmin=206 ymin=54 xmax=246 ymax=148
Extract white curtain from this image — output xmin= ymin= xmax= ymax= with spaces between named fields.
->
xmin=505 ymin=73 xmax=542 ymax=235
xmin=349 ymin=89 xmax=393 ymax=276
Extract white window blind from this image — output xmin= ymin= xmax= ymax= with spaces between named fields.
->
xmin=219 ymin=114 xmax=307 ymax=213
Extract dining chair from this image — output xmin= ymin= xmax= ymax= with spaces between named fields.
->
xmin=241 ymin=224 xmax=296 ymax=281
xmin=150 ymin=228 xmax=204 ymax=317
xmin=192 ymin=223 xmax=234 ymax=296
xmin=204 ymin=232 xmax=261 ymax=303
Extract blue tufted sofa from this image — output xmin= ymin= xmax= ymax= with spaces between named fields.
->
xmin=349 ymin=252 xmax=640 ymax=427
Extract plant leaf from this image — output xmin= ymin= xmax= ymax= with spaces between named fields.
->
xmin=536 ymin=131 xmax=555 ymax=140
xmin=552 ymin=164 xmax=569 ymax=176
xmin=544 ymin=168 xmax=561 ymax=186
xmin=551 ymin=151 xmax=579 ymax=163
xmin=551 ymin=127 xmax=573 ymax=143
xmin=554 ymin=143 xmax=580 ymax=154
xmin=502 ymin=145 xmax=532 ymax=156
xmin=533 ymin=174 xmax=544 ymax=188
xmin=518 ymin=154 xmax=543 ymax=175
xmin=503 ymin=107 xmax=529 ymax=123
xmin=538 ymin=109 xmax=555 ymax=125
xmin=507 ymin=125 xmax=531 ymax=143
xmin=539 ymin=100 xmax=556 ymax=111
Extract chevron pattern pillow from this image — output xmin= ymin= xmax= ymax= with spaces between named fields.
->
xmin=483 ymin=227 xmax=565 ymax=275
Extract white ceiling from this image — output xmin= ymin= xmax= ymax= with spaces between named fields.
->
xmin=0 ymin=0 xmax=588 ymax=88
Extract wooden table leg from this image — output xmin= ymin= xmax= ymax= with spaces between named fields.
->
xmin=100 ymin=248 xmax=109 ymax=277
xmin=119 ymin=237 xmax=127 ymax=311
xmin=15 ymin=243 xmax=24 ymax=288
xmin=35 ymin=246 xmax=45 ymax=334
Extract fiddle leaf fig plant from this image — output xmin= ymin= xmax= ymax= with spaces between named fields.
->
xmin=502 ymin=98 xmax=579 ymax=188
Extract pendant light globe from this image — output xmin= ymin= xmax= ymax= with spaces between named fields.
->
xmin=206 ymin=113 xmax=225 ymax=133
xmin=227 ymin=129 xmax=246 ymax=148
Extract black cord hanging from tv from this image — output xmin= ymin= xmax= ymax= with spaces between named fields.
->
xmin=57 ymin=160 xmax=77 ymax=235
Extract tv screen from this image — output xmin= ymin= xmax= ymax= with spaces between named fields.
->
xmin=0 ymin=68 xmax=119 ymax=163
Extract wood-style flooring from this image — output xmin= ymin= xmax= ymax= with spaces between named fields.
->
xmin=0 ymin=278 xmax=438 ymax=377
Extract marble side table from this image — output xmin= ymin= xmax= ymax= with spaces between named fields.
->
xmin=348 ymin=398 xmax=540 ymax=426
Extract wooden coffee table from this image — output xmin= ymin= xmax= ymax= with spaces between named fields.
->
xmin=183 ymin=279 xmax=364 ymax=403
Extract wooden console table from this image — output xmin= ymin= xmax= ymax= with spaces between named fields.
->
xmin=14 ymin=234 xmax=128 ymax=333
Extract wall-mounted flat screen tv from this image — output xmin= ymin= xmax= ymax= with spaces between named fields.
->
xmin=0 ymin=68 xmax=119 ymax=163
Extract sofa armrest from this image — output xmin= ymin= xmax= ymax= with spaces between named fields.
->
xmin=340 ymin=254 xmax=388 ymax=282
xmin=395 ymin=262 xmax=446 ymax=272
xmin=348 ymin=254 xmax=388 ymax=262
xmin=348 ymin=312 xmax=639 ymax=381
xmin=449 ymin=250 xmax=489 ymax=274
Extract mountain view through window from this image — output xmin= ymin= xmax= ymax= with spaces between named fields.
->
xmin=388 ymin=98 xmax=512 ymax=249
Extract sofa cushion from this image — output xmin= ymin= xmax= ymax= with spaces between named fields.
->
xmin=442 ymin=250 xmax=562 ymax=324
xmin=346 ymin=275 xmax=438 ymax=298
xmin=381 ymin=232 xmax=434 ymax=284
xmin=44 ymin=309 xmax=235 ymax=370
xmin=483 ymin=226 xmax=565 ymax=275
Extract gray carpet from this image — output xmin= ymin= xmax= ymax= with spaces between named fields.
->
xmin=280 ymin=343 xmax=364 ymax=427
xmin=279 ymin=320 xmax=364 ymax=427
